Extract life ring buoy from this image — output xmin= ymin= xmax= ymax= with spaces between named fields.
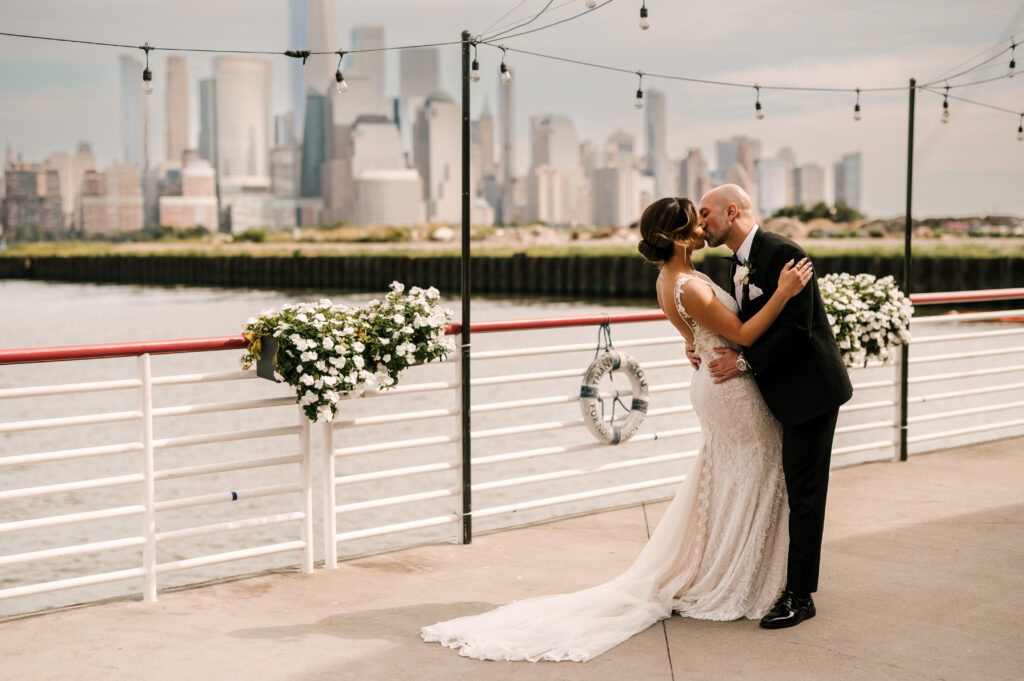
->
xmin=579 ymin=350 xmax=649 ymax=444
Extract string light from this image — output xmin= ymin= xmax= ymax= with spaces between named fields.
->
xmin=634 ymin=71 xmax=644 ymax=109
xmin=1010 ymin=42 xmax=1016 ymax=78
xmin=141 ymin=42 xmax=153 ymax=95
xmin=1018 ymin=114 xmax=1023 ymax=141
xmin=941 ymin=85 xmax=950 ymax=123
xmin=853 ymin=87 xmax=862 ymax=121
xmin=585 ymin=0 xmax=597 ymax=8
xmin=500 ymin=45 xmax=512 ymax=85
xmin=754 ymin=85 xmax=764 ymax=120
xmin=639 ymin=2 xmax=650 ymax=30
xmin=334 ymin=51 xmax=348 ymax=94
xmin=471 ymin=43 xmax=480 ymax=82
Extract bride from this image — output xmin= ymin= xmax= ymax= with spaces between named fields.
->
xmin=421 ymin=197 xmax=814 ymax=662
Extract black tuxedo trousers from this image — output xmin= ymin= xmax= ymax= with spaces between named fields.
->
xmin=733 ymin=229 xmax=853 ymax=593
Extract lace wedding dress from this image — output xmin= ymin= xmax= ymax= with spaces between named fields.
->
xmin=421 ymin=276 xmax=788 ymax=662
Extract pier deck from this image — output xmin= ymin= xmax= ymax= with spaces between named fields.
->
xmin=2 ymin=437 xmax=1022 ymax=681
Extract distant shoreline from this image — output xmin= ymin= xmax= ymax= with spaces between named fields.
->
xmin=2 ymin=245 xmax=1020 ymax=298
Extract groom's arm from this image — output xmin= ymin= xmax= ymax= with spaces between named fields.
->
xmin=742 ymin=244 xmax=815 ymax=373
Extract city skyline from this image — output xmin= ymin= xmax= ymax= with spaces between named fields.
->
xmin=1 ymin=1 xmax=1021 ymax=218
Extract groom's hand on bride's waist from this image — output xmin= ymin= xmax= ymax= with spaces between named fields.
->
xmin=685 ymin=342 xmax=701 ymax=371
xmin=709 ymin=347 xmax=743 ymax=384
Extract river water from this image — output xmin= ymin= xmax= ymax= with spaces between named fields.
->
xmin=1 ymin=279 xmax=1021 ymax=616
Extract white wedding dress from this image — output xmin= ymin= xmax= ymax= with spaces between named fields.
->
xmin=421 ymin=277 xmax=789 ymax=662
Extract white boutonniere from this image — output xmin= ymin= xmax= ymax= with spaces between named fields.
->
xmin=732 ymin=259 xmax=755 ymax=286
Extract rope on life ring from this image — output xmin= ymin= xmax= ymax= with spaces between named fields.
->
xmin=579 ymin=350 xmax=649 ymax=445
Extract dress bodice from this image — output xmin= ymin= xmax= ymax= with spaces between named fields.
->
xmin=672 ymin=275 xmax=742 ymax=364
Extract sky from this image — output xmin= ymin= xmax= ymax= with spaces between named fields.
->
xmin=1 ymin=0 xmax=1022 ymax=219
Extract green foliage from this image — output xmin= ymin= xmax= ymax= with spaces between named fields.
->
xmin=235 ymin=228 xmax=269 ymax=243
xmin=772 ymin=201 xmax=865 ymax=223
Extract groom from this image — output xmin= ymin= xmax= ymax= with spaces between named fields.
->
xmin=688 ymin=184 xmax=853 ymax=629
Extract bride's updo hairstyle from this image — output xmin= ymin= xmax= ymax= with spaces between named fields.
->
xmin=637 ymin=197 xmax=698 ymax=266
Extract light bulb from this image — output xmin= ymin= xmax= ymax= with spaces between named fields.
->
xmin=471 ymin=59 xmax=480 ymax=82
xmin=142 ymin=68 xmax=153 ymax=95
xmin=585 ymin=0 xmax=597 ymax=7
xmin=941 ymin=108 xmax=950 ymax=124
xmin=755 ymin=102 xmax=764 ymax=120
xmin=639 ymin=4 xmax=649 ymax=30
xmin=634 ymin=89 xmax=644 ymax=110
xmin=1018 ymin=124 xmax=1023 ymax=141
xmin=1009 ymin=59 xmax=1016 ymax=78
xmin=335 ymin=70 xmax=348 ymax=94
xmin=500 ymin=62 xmax=512 ymax=85
xmin=854 ymin=104 xmax=862 ymax=121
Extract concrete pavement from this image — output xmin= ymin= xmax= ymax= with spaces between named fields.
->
xmin=2 ymin=437 xmax=1022 ymax=681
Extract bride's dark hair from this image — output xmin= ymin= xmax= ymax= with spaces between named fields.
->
xmin=637 ymin=197 xmax=698 ymax=266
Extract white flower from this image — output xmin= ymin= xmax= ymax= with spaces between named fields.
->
xmin=733 ymin=265 xmax=750 ymax=285
xmin=300 ymin=351 xmax=317 ymax=362
xmin=352 ymin=355 xmax=365 ymax=369
xmin=391 ymin=281 xmax=405 ymax=293
xmin=352 ymin=341 xmax=365 ymax=353
xmin=300 ymin=373 xmax=315 ymax=386
xmin=322 ymin=337 xmax=335 ymax=350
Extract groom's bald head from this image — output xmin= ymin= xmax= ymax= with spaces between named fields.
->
xmin=698 ymin=184 xmax=756 ymax=250
xmin=701 ymin=184 xmax=753 ymax=215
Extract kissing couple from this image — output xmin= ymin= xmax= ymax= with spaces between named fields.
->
xmin=422 ymin=184 xmax=853 ymax=662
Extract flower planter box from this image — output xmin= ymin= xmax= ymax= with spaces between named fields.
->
xmin=255 ymin=336 xmax=282 ymax=382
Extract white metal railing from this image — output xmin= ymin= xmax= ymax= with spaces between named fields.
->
xmin=0 ymin=353 xmax=314 ymax=609
xmin=2 ymin=300 xmax=1023 ymax=616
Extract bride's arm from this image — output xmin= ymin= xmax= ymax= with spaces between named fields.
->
xmin=678 ymin=259 xmax=812 ymax=347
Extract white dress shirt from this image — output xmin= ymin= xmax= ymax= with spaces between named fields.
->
xmin=732 ymin=224 xmax=759 ymax=309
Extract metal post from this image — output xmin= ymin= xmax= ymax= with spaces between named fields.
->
xmin=900 ymin=78 xmax=915 ymax=462
xmin=298 ymin=412 xmax=313 ymax=573
xmin=460 ymin=30 xmax=473 ymax=544
xmin=322 ymin=424 xmax=338 ymax=568
xmin=138 ymin=353 xmax=157 ymax=601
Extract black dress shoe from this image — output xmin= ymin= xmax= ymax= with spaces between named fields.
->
xmin=759 ymin=591 xmax=815 ymax=629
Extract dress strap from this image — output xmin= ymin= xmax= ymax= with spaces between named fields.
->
xmin=673 ymin=277 xmax=698 ymax=336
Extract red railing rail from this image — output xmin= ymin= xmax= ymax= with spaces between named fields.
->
xmin=1 ymin=288 xmax=1021 ymax=366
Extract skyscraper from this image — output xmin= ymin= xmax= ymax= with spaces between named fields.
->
xmin=212 ymin=58 xmax=273 ymax=180
xmin=677 ymin=148 xmax=711 ymax=201
xmin=289 ymin=0 xmax=336 ymax=140
xmin=399 ymin=47 xmax=441 ymax=157
xmin=794 ymin=164 xmax=825 ymax=206
xmin=413 ymin=92 xmax=461 ymax=223
xmin=531 ymin=114 xmax=579 ymax=171
xmin=498 ymin=67 xmax=516 ymax=223
xmin=754 ymin=158 xmax=789 ymax=218
xmin=165 ymin=56 xmax=188 ymax=164
xmin=834 ymin=152 xmax=862 ymax=209
xmin=198 ymin=79 xmax=216 ymax=163
xmin=299 ymin=90 xmax=326 ymax=198
xmin=349 ymin=26 xmax=386 ymax=115
xmin=645 ymin=89 xmax=673 ymax=198
xmin=119 ymin=55 xmax=145 ymax=169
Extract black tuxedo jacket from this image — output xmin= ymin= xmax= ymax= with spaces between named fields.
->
xmin=732 ymin=229 xmax=853 ymax=426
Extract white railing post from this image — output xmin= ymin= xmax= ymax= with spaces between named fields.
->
xmin=298 ymin=408 xmax=313 ymax=574
xmin=138 ymin=353 xmax=157 ymax=602
xmin=893 ymin=349 xmax=904 ymax=463
xmin=322 ymin=422 xmax=337 ymax=568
